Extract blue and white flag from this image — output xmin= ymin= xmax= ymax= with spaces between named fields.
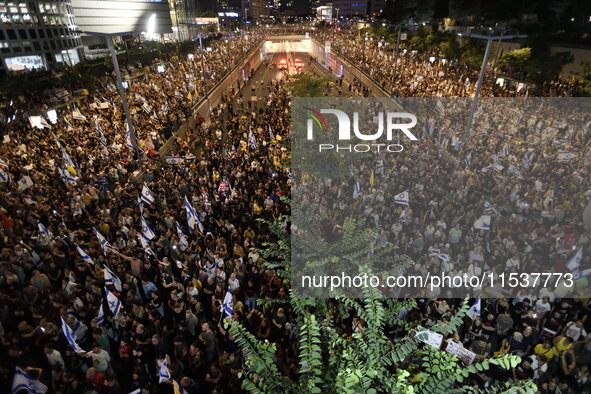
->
xmin=60 ymin=317 xmax=86 ymax=354
xmin=105 ymin=288 xmax=122 ymax=318
xmin=565 ymin=249 xmax=591 ymax=280
xmin=138 ymin=234 xmax=156 ymax=257
xmin=512 ymin=113 xmax=522 ymax=125
xmin=125 ymin=124 xmax=134 ymax=149
xmin=176 ymin=221 xmax=188 ymax=251
xmin=153 ymin=112 xmax=161 ymax=123
xmin=0 ymin=158 xmax=8 ymax=167
xmin=96 ymin=120 xmax=109 ymax=156
xmin=268 ymin=125 xmax=275 ymax=140
xmin=103 ymin=264 xmax=122 ymax=292
xmin=222 ymin=288 xmax=233 ymax=317
xmin=466 ymin=298 xmax=481 ymax=320
xmin=0 ymin=168 xmax=9 ymax=183
xmin=141 ymin=216 xmax=156 ymax=241
xmin=184 ymin=196 xmax=203 ymax=233
xmin=484 ymin=199 xmax=500 ymax=216
xmin=399 ymin=207 xmax=408 ymax=223
xmin=394 ymin=190 xmax=409 ymax=205
xmin=353 ymin=180 xmax=361 ymax=199
xmin=499 ymin=144 xmax=509 ymax=157
xmin=567 ymin=249 xmax=583 ymax=272
xmin=142 ymin=101 xmax=152 ymax=114
xmin=158 ymin=358 xmax=171 ymax=383
xmin=11 ymin=367 xmax=48 ymax=394
xmin=137 ymin=196 xmax=144 ymax=218
xmin=557 ymin=151 xmax=578 ymax=161
xmin=141 ymin=183 xmax=156 ymax=205
xmin=57 ymin=165 xmax=76 ymax=186
xmin=428 ymin=248 xmax=450 ymax=262
xmin=94 ymin=228 xmax=116 ymax=255
xmin=522 ymin=150 xmax=535 ymax=169
xmin=472 ymin=213 xmax=491 ymax=231
xmin=75 ymin=244 xmax=94 ymax=265
xmin=376 ymin=159 xmax=384 ymax=175
xmin=248 ymin=128 xmax=257 ymax=150
xmin=464 ymin=151 xmax=472 ymax=167
xmin=72 ymin=109 xmax=86 ymax=121
xmin=62 ymin=149 xmax=76 ymax=171
xmin=37 ymin=221 xmax=53 ymax=241
xmin=507 ymin=164 xmax=521 ymax=177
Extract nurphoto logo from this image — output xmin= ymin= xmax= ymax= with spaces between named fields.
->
xmin=305 ymin=107 xmax=418 ymax=153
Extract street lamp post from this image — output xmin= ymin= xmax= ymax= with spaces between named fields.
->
xmin=84 ymin=31 xmax=142 ymax=171
xmin=459 ymin=29 xmax=526 ymax=137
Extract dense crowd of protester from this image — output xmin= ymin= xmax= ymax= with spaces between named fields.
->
xmin=0 ymin=25 xmax=589 ymax=394
xmin=314 ymin=29 xmax=582 ymax=98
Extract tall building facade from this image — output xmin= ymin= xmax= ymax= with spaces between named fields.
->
xmin=0 ymin=0 xmax=82 ymax=74
xmin=332 ymin=0 xmax=367 ymax=17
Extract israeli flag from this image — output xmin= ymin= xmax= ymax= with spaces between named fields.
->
xmin=353 ymin=180 xmax=361 ymax=199
xmin=0 ymin=168 xmax=9 ymax=183
xmin=105 ymin=288 xmax=122 ymax=318
xmin=176 ymin=221 xmax=189 ymax=251
xmin=75 ymin=244 xmax=94 ymax=265
xmin=62 ymin=149 xmax=76 ymax=170
xmin=394 ymin=190 xmax=409 ymax=205
xmin=472 ymin=213 xmax=491 ymax=231
xmin=11 ymin=367 xmax=48 ymax=394
xmin=125 ymin=124 xmax=134 ymax=149
xmin=222 ymin=288 xmax=233 ymax=317
xmin=499 ymin=144 xmax=509 ymax=157
xmin=376 ymin=159 xmax=384 ymax=175
xmin=522 ymin=150 xmax=535 ymax=169
xmin=507 ymin=164 xmax=521 ymax=176
xmin=512 ymin=113 xmax=522 ymax=125
xmin=557 ymin=151 xmax=578 ymax=161
xmin=97 ymin=304 xmax=105 ymax=326
xmin=57 ymin=165 xmax=76 ymax=186
xmin=142 ymin=101 xmax=152 ymax=114
xmin=484 ymin=199 xmax=500 ymax=216
xmin=153 ymin=112 xmax=161 ymax=123
xmin=103 ymin=264 xmax=122 ymax=292
xmin=141 ymin=183 xmax=156 ymax=205
xmin=138 ymin=234 xmax=156 ymax=257
xmin=37 ymin=221 xmax=53 ymax=240
xmin=137 ymin=195 xmax=144 ymax=217
xmin=466 ymin=298 xmax=481 ymax=320
xmin=248 ymin=128 xmax=257 ymax=150
xmin=158 ymin=358 xmax=171 ymax=383
xmin=128 ymin=390 xmax=141 ymax=394
xmin=185 ymin=196 xmax=203 ymax=233
xmin=96 ymin=121 xmax=109 ymax=156
xmin=60 ymin=317 xmax=86 ymax=353
xmin=94 ymin=228 xmax=116 ymax=255
xmin=72 ymin=109 xmax=86 ymax=121
xmin=567 ymin=249 xmax=583 ymax=272
xmin=464 ymin=151 xmax=472 ymax=167
xmin=399 ymin=207 xmax=408 ymax=223
xmin=141 ymin=216 xmax=156 ymax=240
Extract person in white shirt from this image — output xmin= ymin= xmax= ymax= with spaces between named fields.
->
xmin=228 ymin=272 xmax=240 ymax=293
xmin=44 ymin=345 xmax=65 ymax=371
xmin=88 ymin=346 xmax=110 ymax=373
xmin=564 ymin=320 xmax=587 ymax=342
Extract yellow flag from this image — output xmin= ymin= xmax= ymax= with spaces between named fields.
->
xmin=369 ymin=170 xmax=375 ymax=186
xmin=187 ymin=91 xmax=192 ymax=100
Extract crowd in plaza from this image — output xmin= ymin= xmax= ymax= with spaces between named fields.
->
xmin=0 ymin=25 xmax=590 ymax=394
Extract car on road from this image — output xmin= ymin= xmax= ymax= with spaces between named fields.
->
xmin=278 ymin=59 xmax=288 ymax=70
xmin=294 ymin=58 xmax=303 ymax=70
